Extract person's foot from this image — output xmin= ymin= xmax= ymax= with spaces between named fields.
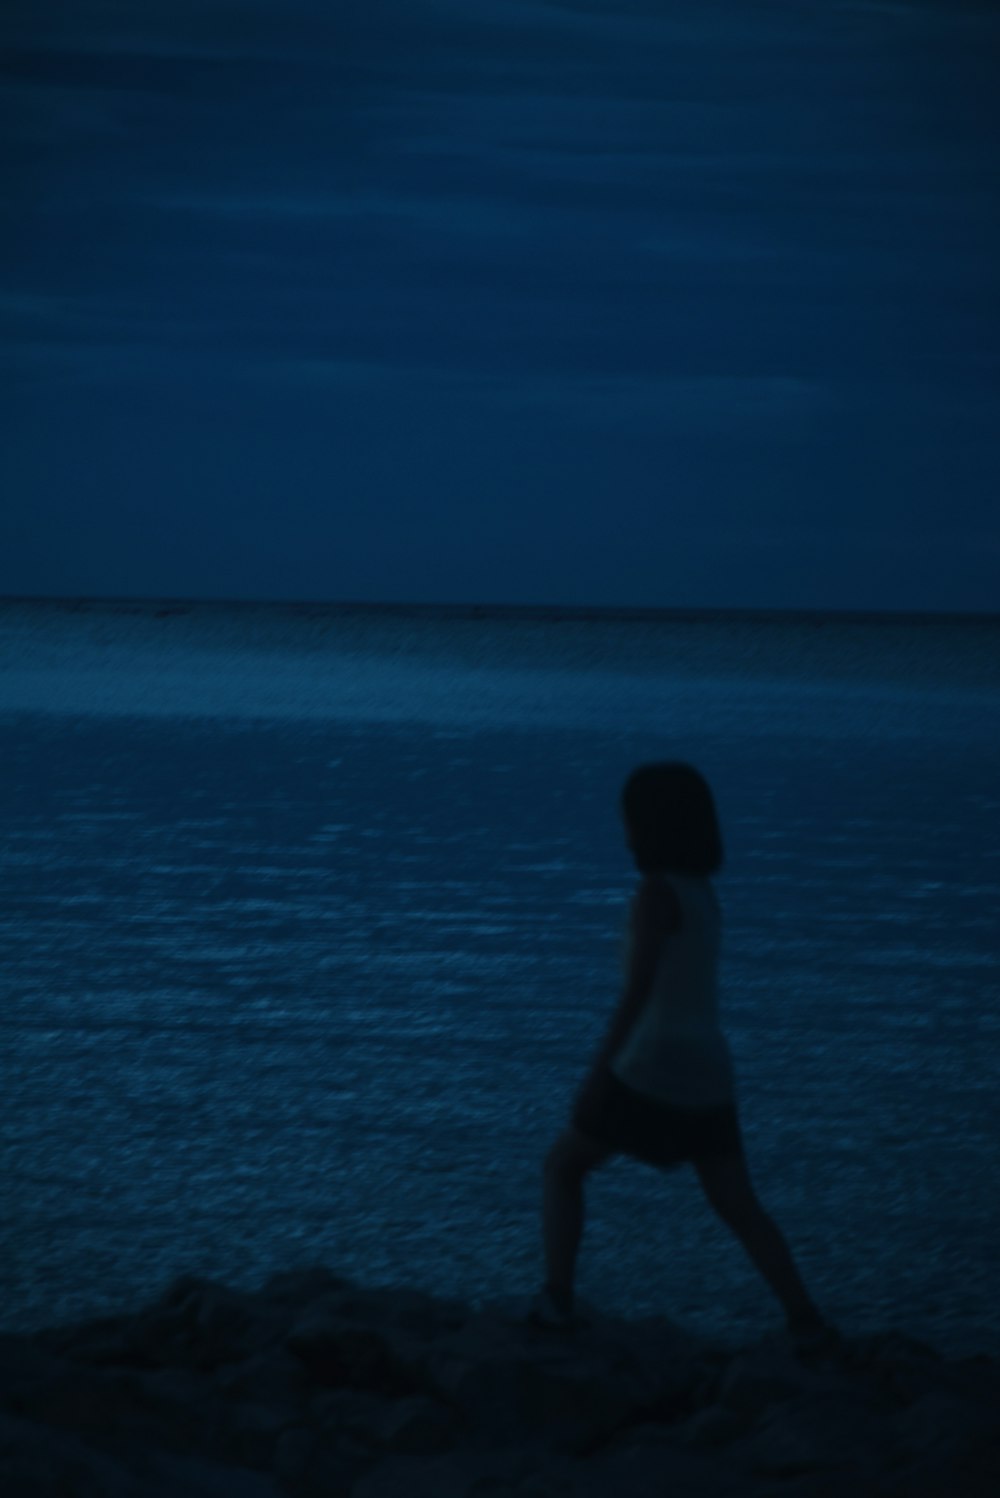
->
xmin=785 ymin=1308 xmax=841 ymax=1354
xmin=525 ymin=1284 xmax=579 ymax=1332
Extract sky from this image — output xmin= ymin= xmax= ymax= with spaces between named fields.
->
xmin=1 ymin=0 xmax=998 ymax=613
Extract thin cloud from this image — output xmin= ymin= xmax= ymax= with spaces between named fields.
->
xmin=494 ymin=371 xmax=837 ymax=435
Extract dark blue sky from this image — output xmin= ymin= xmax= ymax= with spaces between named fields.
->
xmin=2 ymin=0 xmax=997 ymax=611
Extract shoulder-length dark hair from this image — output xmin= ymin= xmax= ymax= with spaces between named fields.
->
xmin=621 ymin=761 xmax=723 ymax=876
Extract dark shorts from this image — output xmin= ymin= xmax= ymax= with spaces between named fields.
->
xmin=572 ymin=1063 xmax=743 ymax=1171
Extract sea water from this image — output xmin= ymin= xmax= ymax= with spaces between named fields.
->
xmin=1 ymin=598 xmax=998 ymax=1357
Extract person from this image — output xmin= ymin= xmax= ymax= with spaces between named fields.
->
xmin=527 ymin=761 xmax=834 ymax=1347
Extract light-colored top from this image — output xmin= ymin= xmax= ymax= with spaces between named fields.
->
xmin=609 ymin=872 xmax=737 ymax=1108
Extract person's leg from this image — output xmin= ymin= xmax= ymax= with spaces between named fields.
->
xmin=542 ymin=1127 xmax=614 ymax=1310
xmin=693 ymin=1150 xmax=825 ymax=1328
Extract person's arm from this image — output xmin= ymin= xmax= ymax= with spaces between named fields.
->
xmin=583 ymin=877 xmax=681 ymax=1078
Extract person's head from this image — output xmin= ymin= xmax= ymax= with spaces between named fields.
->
xmin=620 ymin=761 xmax=723 ymax=876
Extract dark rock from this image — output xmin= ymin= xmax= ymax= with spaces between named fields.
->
xmin=273 ymin=1423 xmax=372 ymax=1497
xmin=513 ymin=1434 xmax=734 ymax=1498
xmin=350 ymin=1444 xmax=537 ymax=1498
xmin=215 ymin=1347 xmax=311 ymax=1405
xmin=671 ymin=1402 xmax=756 ymax=1449
xmin=377 ymin=1393 xmax=464 ymax=1454
xmin=33 ymin=1314 xmax=143 ymax=1369
xmin=271 ymin=1424 xmax=318 ymax=1483
xmin=5 ymin=1270 xmax=999 ymax=1498
xmin=213 ymin=1398 xmax=302 ymax=1471
xmin=0 ymin=1334 xmax=78 ymax=1411
xmin=0 ymin=1408 xmax=145 ymax=1498
xmin=287 ymin=1316 xmax=424 ymax=1396
xmin=742 ymin=1400 xmax=876 ymax=1481
xmin=717 ymin=1339 xmax=819 ymax=1419
xmin=366 ymin=1286 xmax=470 ymax=1340
xmin=310 ymin=1387 xmax=398 ymax=1445
xmin=258 ymin=1266 xmax=354 ymax=1307
xmin=892 ymin=1388 xmax=1000 ymax=1472
xmin=12 ymin=1362 xmax=208 ymax=1460
xmin=129 ymin=1278 xmax=285 ymax=1372
xmin=308 ymin=1385 xmax=462 ymax=1455
xmin=121 ymin=1445 xmax=286 ymax=1497
xmin=422 ymin=1303 xmax=718 ymax=1455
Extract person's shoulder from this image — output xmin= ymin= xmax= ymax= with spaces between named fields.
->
xmin=631 ymin=873 xmax=683 ymax=932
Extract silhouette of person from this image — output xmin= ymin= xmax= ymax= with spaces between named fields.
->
xmin=528 ymin=761 xmax=833 ymax=1346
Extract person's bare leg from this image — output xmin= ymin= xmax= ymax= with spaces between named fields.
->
xmin=694 ymin=1152 xmax=825 ymax=1329
xmin=542 ymin=1128 xmax=613 ymax=1309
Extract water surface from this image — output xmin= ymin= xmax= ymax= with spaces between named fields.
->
xmin=1 ymin=599 xmax=998 ymax=1356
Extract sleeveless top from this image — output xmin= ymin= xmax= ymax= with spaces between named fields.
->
xmin=608 ymin=872 xmax=737 ymax=1108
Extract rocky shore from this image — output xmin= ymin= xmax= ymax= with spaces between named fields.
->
xmin=2 ymin=1267 xmax=998 ymax=1496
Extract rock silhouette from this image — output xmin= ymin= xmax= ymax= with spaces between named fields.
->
xmin=2 ymin=1267 xmax=998 ymax=1495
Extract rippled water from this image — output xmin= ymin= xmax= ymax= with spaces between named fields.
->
xmin=1 ymin=600 xmax=998 ymax=1356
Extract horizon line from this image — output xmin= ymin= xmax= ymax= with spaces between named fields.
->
xmin=1 ymin=592 xmax=998 ymax=625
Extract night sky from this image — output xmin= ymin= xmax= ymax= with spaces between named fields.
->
xmin=2 ymin=0 xmax=998 ymax=612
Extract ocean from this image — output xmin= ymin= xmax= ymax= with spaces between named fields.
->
xmin=1 ymin=598 xmax=998 ymax=1358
